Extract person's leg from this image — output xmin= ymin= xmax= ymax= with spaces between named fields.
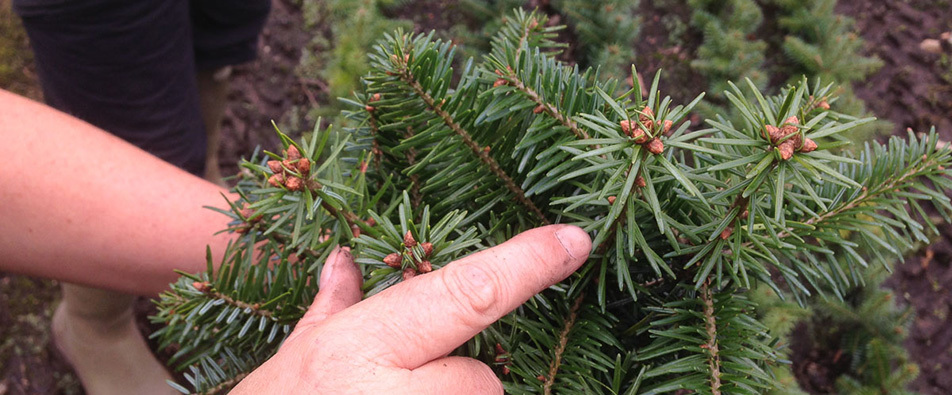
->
xmin=14 ymin=1 xmax=209 ymax=393
xmin=191 ymin=0 xmax=271 ymax=187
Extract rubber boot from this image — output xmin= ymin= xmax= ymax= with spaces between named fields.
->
xmin=52 ymin=283 xmax=177 ymax=395
xmin=197 ymin=66 xmax=232 ymax=187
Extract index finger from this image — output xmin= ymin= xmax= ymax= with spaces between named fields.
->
xmin=321 ymin=224 xmax=591 ymax=368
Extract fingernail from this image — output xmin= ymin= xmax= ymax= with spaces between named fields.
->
xmin=555 ymin=226 xmax=592 ymax=261
xmin=319 ymin=247 xmax=342 ymax=287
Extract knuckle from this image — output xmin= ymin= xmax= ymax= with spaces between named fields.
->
xmin=440 ymin=263 xmax=504 ymax=327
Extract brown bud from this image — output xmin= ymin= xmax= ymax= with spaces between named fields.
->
xmin=365 ymin=217 xmax=377 ymax=227
xmin=351 ymin=223 xmax=361 ymax=238
xmin=268 ymin=173 xmax=285 ymax=188
xmin=282 ymin=159 xmax=295 ymax=173
xmin=287 ymin=145 xmax=302 ymax=160
xmin=740 ymin=209 xmax=749 ymax=220
xmin=493 ymin=78 xmax=508 ymax=88
xmin=799 ymin=138 xmax=818 ymax=153
xmin=619 ymin=119 xmax=634 ymax=135
xmin=628 ymin=125 xmax=648 ymax=143
xmin=639 ymin=106 xmax=654 ymax=130
xmin=635 ymin=175 xmax=646 ymax=188
xmin=267 ymin=160 xmax=283 ymax=174
xmin=533 ymin=105 xmax=544 ymax=114
xmin=306 ymin=179 xmax=323 ymax=191
xmin=502 ymin=366 xmax=511 ymax=375
xmin=607 ymin=196 xmax=616 ymax=205
xmin=483 ymin=146 xmax=491 ymax=153
xmin=297 ymin=158 xmax=311 ymax=175
xmin=404 ymin=231 xmax=417 ymax=247
xmin=818 ymin=101 xmax=830 ymax=110
xmin=384 ymin=253 xmax=403 ymax=268
xmin=646 ymin=138 xmax=664 ymax=155
xmin=495 ymin=343 xmax=506 ymax=355
xmin=365 ymin=105 xmax=375 ymax=112
xmin=371 ymin=93 xmax=381 ymax=102
xmin=494 ymin=69 xmax=504 ymax=76
xmin=285 ymin=176 xmax=304 ymax=191
xmin=778 ymin=141 xmax=796 ymax=161
xmin=402 ymin=267 xmax=417 ymax=281
xmin=662 ymin=120 xmax=673 ymax=135
xmin=720 ymin=226 xmax=734 ymax=240
xmin=417 ymin=260 xmax=432 ymax=273
xmin=421 ymin=242 xmax=434 ymax=257
xmin=764 ymin=124 xmax=780 ymax=142
xmin=536 ymin=375 xmax=546 ymax=381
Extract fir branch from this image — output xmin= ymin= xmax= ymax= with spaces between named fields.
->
xmin=197 ymin=287 xmax=274 ymax=318
xmin=778 ymin=154 xmax=945 ymax=240
xmin=396 ymin=64 xmax=551 ymax=224
xmin=542 ymin=293 xmax=585 ymax=395
xmin=193 ymin=371 xmax=250 ymax=395
xmin=503 ymin=72 xmax=590 ymax=140
xmin=402 ymin=126 xmax=423 ymax=208
xmin=700 ymin=281 xmax=722 ymax=395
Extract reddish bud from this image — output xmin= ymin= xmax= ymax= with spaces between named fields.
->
xmin=818 ymin=100 xmax=830 ymax=110
xmin=402 ymin=267 xmax=417 ymax=281
xmin=799 ymin=138 xmax=818 ymax=153
xmin=421 ymin=242 xmax=434 ymax=257
xmin=404 ymin=231 xmax=417 ymax=247
xmin=720 ymin=226 xmax=734 ymax=240
xmin=619 ymin=119 xmax=633 ymax=134
xmin=740 ymin=209 xmax=749 ymax=220
xmin=285 ymin=176 xmax=304 ymax=191
xmin=365 ymin=105 xmax=375 ymax=112
xmin=351 ymin=223 xmax=361 ymax=238
xmin=646 ymin=138 xmax=664 ymax=155
xmin=287 ymin=145 xmax=302 ymax=160
xmin=493 ymin=78 xmax=508 ymax=87
xmin=383 ymin=253 xmax=402 ymax=268
xmin=371 ymin=93 xmax=381 ymax=102
xmin=662 ymin=120 xmax=673 ymax=135
xmin=365 ymin=217 xmax=377 ymax=227
xmin=639 ymin=106 xmax=654 ymax=130
xmin=359 ymin=160 xmax=369 ymax=174
xmin=537 ymin=375 xmax=546 ymax=381
xmin=193 ymin=281 xmax=210 ymax=292
xmin=778 ymin=141 xmax=796 ymax=161
xmin=495 ymin=343 xmax=506 ymax=354
xmin=607 ymin=196 xmax=616 ymax=205
xmin=297 ymin=158 xmax=311 ymax=175
xmin=418 ymin=260 xmax=432 ymax=273
xmin=502 ymin=366 xmax=511 ymax=375
xmin=268 ymin=173 xmax=285 ymax=188
xmin=635 ymin=175 xmax=646 ymax=188
xmin=267 ymin=160 xmax=283 ymax=174
xmin=529 ymin=19 xmax=539 ymax=30
xmin=533 ymin=105 xmax=544 ymax=114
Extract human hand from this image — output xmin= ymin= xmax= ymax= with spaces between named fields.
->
xmin=233 ymin=224 xmax=592 ymax=394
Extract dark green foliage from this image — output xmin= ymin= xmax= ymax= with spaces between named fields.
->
xmin=688 ymin=0 xmax=768 ymax=99
xmin=154 ymin=10 xmax=952 ymax=394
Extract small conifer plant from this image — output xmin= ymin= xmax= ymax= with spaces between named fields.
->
xmin=153 ymin=11 xmax=952 ymax=394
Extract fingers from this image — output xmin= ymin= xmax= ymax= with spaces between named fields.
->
xmin=407 ymin=356 xmax=503 ymax=395
xmin=298 ymin=247 xmax=363 ymax=327
xmin=325 ymin=224 xmax=591 ymax=368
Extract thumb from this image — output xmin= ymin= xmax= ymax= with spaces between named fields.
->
xmin=298 ymin=247 xmax=363 ymax=328
xmin=409 ymin=356 xmax=503 ymax=395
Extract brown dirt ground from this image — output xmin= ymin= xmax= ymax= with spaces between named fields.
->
xmin=2 ymin=0 xmax=952 ymax=394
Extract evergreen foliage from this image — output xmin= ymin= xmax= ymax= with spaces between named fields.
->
xmin=688 ymin=0 xmax=767 ymax=99
xmin=153 ymin=10 xmax=952 ymax=394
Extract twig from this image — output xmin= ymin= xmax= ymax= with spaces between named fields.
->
xmin=700 ymin=281 xmax=722 ymax=395
xmin=397 ymin=65 xmax=551 ymax=224
xmin=543 ymin=293 xmax=585 ymax=395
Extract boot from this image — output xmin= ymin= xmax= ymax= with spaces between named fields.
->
xmin=53 ymin=283 xmax=177 ymax=395
xmin=197 ymin=66 xmax=232 ymax=187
